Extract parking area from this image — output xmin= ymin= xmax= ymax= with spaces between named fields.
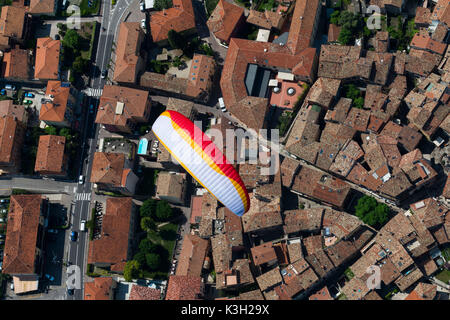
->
xmin=2 ymin=194 xmax=72 ymax=300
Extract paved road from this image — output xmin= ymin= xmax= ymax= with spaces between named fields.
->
xmin=65 ymin=0 xmax=136 ymax=300
xmin=0 ymin=177 xmax=76 ymax=195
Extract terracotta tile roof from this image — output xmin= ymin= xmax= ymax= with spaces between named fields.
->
xmin=305 ymin=249 xmax=335 ymax=278
xmin=150 ymin=0 xmax=196 ymax=43
xmin=223 ymin=207 xmax=243 ymax=247
xmin=84 ymin=277 xmax=115 ymax=300
xmin=165 ymin=275 xmax=203 ymax=300
xmin=431 ymin=0 xmax=450 ymax=27
xmin=241 ymin=190 xmax=283 ymax=233
xmin=176 ymin=234 xmax=209 ymax=277
xmin=190 ymin=195 xmax=203 ymax=224
xmin=344 ymin=108 xmax=371 ymax=132
xmin=238 ymin=289 xmax=264 ymax=300
xmin=309 ymin=286 xmax=333 ymax=300
xmin=198 ymin=193 xmax=217 ymax=238
xmin=341 ymin=277 xmax=370 ymax=300
xmin=0 ymin=6 xmax=25 ymax=39
xmin=410 ymin=34 xmax=447 ymax=55
xmin=415 ymin=7 xmax=431 ymax=26
xmin=2 ymin=47 xmax=30 ymax=79
xmin=0 ymin=113 xmax=22 ymax=165
xmin=287 ymin=241 xmax=304 ymax=263
xmin=292 ymin=166 xmax=352 ymax=208
xmin=90 ymin=152 xmax=126 ymax=187
xmin=306 ymin=77 xmax=341 ymax=108
xmin=325 ymin=239 xmax=358 ymax=267
xmin=247 ymin=9 xmax=284 ymax=30
xmin=0 ymin=100 xmax=26 ymax=122
xmin=283 ymin=207 xmax=323 ymax=234
xmin=318 ymin=45 xmax=372 ymax=80
xmin=87 ymin=197 xmax=133 ymax=272
xmin=220 ymin=0 xmax=319 ymax=131
xmin=303 ymin=235 xmax=323 ymax=256
xmin=280 ymin=156 xmax=300 ymax=188
xmin=322 ymin=208 xmax=362 ymax=240
xmin=405 ymin=282 xmax=437 ymax=300
xmin=156 ymin=172 xmax=186 ymax=202
xmin=34 ymin=37 xmax=60 ymax=80
xmin=95 ymin=85 xmax=150 ymax=129
xmin=216 ymin=258 xmax=255 ymax=289
xmin=207 ymin=0 xmax=244 ymax=44
xmin=39 ymin=81 xmax=71 ymax=123
xmin=251 ymin=242 xmax=277 ymax=266
xmin=140 ymin=54 xmax=215 ymax=101
xmin=211 ymin=233 xmax=233 ymax=273
xmin=34 ymin=135 xmax=66 ymax=174
xmin=395 ymin=267 xmax=424 ymax=291
xmin=129 ymin=284 xmax=161 ymax=300
xmin=113 ymin=22 xmax=145 ymax=83
xmin=286 ymin=0 xmax=321 ymax=55
xmin=328 ymin=24 xmax=341 ymax=43
xmin=28 ymin=0 xmax=55 ymax=14
xmin=2 ymin=195 xmax=43 ymax=274
xmin=256 ymin=266 xmax=283 ymax=291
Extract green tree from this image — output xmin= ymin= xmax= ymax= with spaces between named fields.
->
xmin=145 ymin=253 xmax=161 ymax=270
xmin=133 ymin=251 xmax=147 ymax=266
xmin=44 ymin=126 xmax=57 ymax=135
xmin=140 ymin=198 xmax=157 ymax=218
xmin=330 ymin=10 xmax=340 ymax=25
xmin=59 ymin=128 xmax=73 ymax=141
xmin=139 ymin=238 xmax=157 ymax=253
xmin=355 ymin=196 xmax=389 ymax=228
xmin=123 ymin=260 xmax=140 ymax=281
xmin=140 ymin=216 xmax=156 ymax=232
xmin=155 ymin=200 xmax=173 ymax=221
xmin=63 ymin=29 xmax=81 ymax=50
xmin=338 ymin=26 xmax=353 ymax=45
xmin=72 ymin=56 xmax=89 ymax=74
xmin=353 ymin=97 xmax=364 ymax=109
xmin=167 ymin=29 xmax=187 ymax=51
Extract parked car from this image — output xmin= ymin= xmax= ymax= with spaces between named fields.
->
xmin=47 ymin=229 xmax=58 ymax=234
xmin=4 ymin=84 xmax=16 ymax=91
xmin=25 ymin=92 xmax=35 ymax=98
xmin=0 ymin=89 xmax=6 ymax=95
xmin=0 ymin=218 xmax=4 ymax=223
xmin=89 ymin=104 xmax=95 ymax=114
xmin=80 ymin=220 xmax=86 ymax=232
xmin=101 ymin=70 xmax=107 ymax=79
xmin=0 ymin=199 xmax=9 ymax=203
xmin=70 ymin=231 xmax=78 ymax=242
xmin=78 ymin=175 xmax=84 ymax=184
xmin=67 ymin=288 xmax=74 ymax=295
xmin=23 ymin=99 xmax=33 ymax=105
xmin=140 ymin=1 xmax=145 ymax=11
xmin=45 ymin=274 xmax=55 ymax=282
xmin=140 ymin=19 xmax=146 ymax=30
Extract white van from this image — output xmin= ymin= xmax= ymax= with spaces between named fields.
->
xmin=80 ymin=220 xmax=86 ymax=232
xmin=218 ymin=97 xmax=226 ymax=112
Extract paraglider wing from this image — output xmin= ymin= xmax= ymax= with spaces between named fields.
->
xmin=152 ymin=110 xmax=249 ymax=216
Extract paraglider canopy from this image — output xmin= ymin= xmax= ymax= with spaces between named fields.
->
xmin=152 ymin=110 xmax=250 ymax=216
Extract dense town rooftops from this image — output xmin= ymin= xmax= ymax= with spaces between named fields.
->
xmin=113 ymin=22 xmax=145 ymax=83
xmin=34 ymin=135 xmax=66 ymax=174
xmin=2 ymin=195 xmax=43 ymax=275
xmin=34 ymin=37 xmax=60 ymax=80
xmin=149 ymin=0 xmax=196 ymax=43
xmin=87 ymin=197 xmax=133 ymax=272
xmin=165 ymin=275 xmax=203 ymax=300
xmin=207 ymin=0 xmax=244 ymax=44
xmin=84 ymin=277 xmax=115 ymax=300
xmin=96 ymin=85 xmax=150 ymax=128
xmin=39 ymin=81 xmax=71 ymax=123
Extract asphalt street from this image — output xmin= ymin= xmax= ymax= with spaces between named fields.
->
xmin=66 ymin=0 xmax=132 ymax=300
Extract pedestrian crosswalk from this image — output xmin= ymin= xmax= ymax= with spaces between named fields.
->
xmin=75 ymin=193 xmax=91 ymax=201
xmin=85 ymin=88 xmax=103 ymax=97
